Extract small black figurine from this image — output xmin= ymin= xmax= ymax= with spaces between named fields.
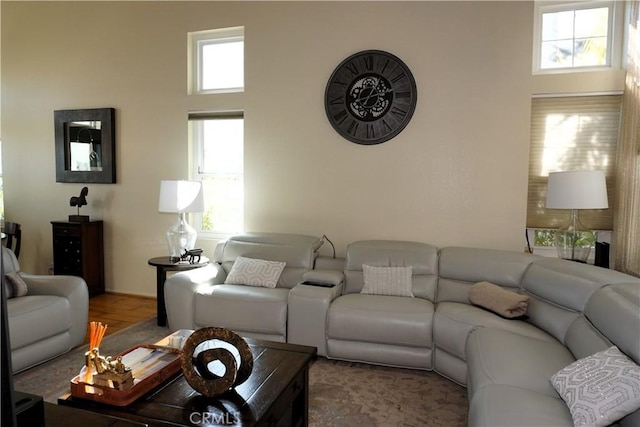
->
xmin=69 ymin=187 xmax=90 ymax=222
xmin=181 ymin=248 xmax=203 ymax=264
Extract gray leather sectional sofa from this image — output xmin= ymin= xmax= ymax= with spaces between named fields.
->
xmin=165 ymin=233 xmax=640 ymax=426
xmin=3 ymin=247 xmax=89 ymax=373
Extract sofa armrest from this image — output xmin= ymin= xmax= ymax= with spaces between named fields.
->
xmin=302 ymin=269 xmax=344 ymax=286
xmin=288 ymin=282 xmax=343 ymax=356
xmin=19 ymin=273 xmax=89 ymax=347
xmin=164 ymin=263 xmax=226 ymax=331
xmin=21 ymin=273 xmax=87 ymax=298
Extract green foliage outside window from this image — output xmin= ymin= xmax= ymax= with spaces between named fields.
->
xmin=200 ymin=175 xmax=242 ymax=233
xmin=534 ymin=229 xmax=597 ymax=247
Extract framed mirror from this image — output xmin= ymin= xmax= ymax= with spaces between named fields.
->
xmin=54 ymin=108 xmax=116 ymax=183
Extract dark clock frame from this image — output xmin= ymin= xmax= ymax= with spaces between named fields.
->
xmin=325 ymin=50 xmax=417 ymax=145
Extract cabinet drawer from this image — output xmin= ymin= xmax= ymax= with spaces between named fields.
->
xmin=54 ymin=263 xmax=82 ymax=276
xmin=52 ymin=225 xmax=81 ymax=237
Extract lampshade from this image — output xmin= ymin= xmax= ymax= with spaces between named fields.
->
xmin=545 ymin=170 xmax=608 ymax=210
xmin=158 ymin=180 xmax=204 ymax=213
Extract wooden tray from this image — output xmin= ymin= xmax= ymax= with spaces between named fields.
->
xmin=70 ymin=344 xmax=181 ymax=406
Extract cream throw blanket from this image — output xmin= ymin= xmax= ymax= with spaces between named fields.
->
xmin=468 ymin=281 xmax=529 ymax=318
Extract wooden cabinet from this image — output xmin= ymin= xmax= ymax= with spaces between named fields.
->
xmin=51 ymin=221 xmax=104 ymax=296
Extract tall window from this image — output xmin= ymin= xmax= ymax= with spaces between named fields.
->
xmin=191 ymin=113 xmax=244 ymax=236
xmin=189 ymin=27 xmax=245 ymax=237
xmin=533 ymin=1 xmax=622 ymax=72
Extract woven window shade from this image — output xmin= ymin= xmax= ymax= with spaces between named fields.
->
xmin=526 ymin=95 xmax=622 ymax=230
xmin=188 ymin=110 xmax=243 ymax=120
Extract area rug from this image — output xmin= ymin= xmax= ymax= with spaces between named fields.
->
xmin=14 ymin=318 xmax=468 ymax=426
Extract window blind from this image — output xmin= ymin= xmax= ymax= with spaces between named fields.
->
xmin=188 ymin=110 xmax=243 ymax=121
xmin=526 ymin=95 xmax=622 ymax=230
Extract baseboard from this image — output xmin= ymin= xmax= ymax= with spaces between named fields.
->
xmin=101 ymin=291 xmax=157 ymax=300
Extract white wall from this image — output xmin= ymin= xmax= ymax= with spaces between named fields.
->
xmin=3 ymin=1 xmax=536 ymax=296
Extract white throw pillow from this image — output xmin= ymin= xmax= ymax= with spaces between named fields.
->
xmin=4 ymin=272 xmax=28 ymax=298
xmin=361 ymin=264 xmax=414 ymax=297
xmin=3 ymin=280 xmax=13 ymax=299
xmin=225 ymin=256 xmax=286 ymax=288
xmin=550 ymin=346 xmax=640 ymax=427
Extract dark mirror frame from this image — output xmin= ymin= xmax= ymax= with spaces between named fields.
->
xmin=54 ymin=108 xmax=116 ymax=184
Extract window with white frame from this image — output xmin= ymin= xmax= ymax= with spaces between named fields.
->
xmin=532 ymin=1 xmax=623 ymax=73
xmin=190 ymin=112 xmax=244 ymax=236
xmin=189 ymin=26 xmax=244 ymax=94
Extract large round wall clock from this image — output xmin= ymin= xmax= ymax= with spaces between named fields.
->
xmin=325 ymin=50 xmax=417 ymax=145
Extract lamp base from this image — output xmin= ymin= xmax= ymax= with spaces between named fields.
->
xmin=554 ymin=231 xmax=591 ymax=262
xmin=166 ymin=213 xmax=197 ymax=261
xmin=553 ymin=209 xmax=596 ymax=263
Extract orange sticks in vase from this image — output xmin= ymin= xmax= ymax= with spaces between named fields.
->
xmin=89 ymin=321 xmax=108 ymax=350
xmin=83 ymin=321 xmax=108 ymax=383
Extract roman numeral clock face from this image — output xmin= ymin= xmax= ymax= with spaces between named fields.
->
xmin=325 ymin=50 xmax=417 ymax=145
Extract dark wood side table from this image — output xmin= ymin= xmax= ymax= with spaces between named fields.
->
xmin=147 ymin=256 xmax=209 ymax=327
xmin=52 ymin=221 xmax=105 ymax=297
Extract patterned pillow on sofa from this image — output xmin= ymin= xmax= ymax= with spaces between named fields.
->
xmin=550 ymin=346 xmax=640 ymax=427
xmin=225 ymin=256 xmax=286 ymax=288
xmin=361 ymin=264 xmax=414 ymax=297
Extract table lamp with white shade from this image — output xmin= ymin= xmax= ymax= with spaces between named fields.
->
xmin=158 ymin=180 xmax=204 ymax=262
xmin=545 ymin=170 xmax=608 ymax=263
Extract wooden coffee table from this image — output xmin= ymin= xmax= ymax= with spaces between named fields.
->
xmin=59 ymin=338 xmax=316 ymax=427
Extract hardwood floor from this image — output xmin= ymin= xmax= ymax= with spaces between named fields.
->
xmin=84 ymin=293 xmax=157 ymax=344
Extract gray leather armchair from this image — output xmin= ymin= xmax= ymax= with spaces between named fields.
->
xmin=3 ymin=247 xmax=89 ymax=373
